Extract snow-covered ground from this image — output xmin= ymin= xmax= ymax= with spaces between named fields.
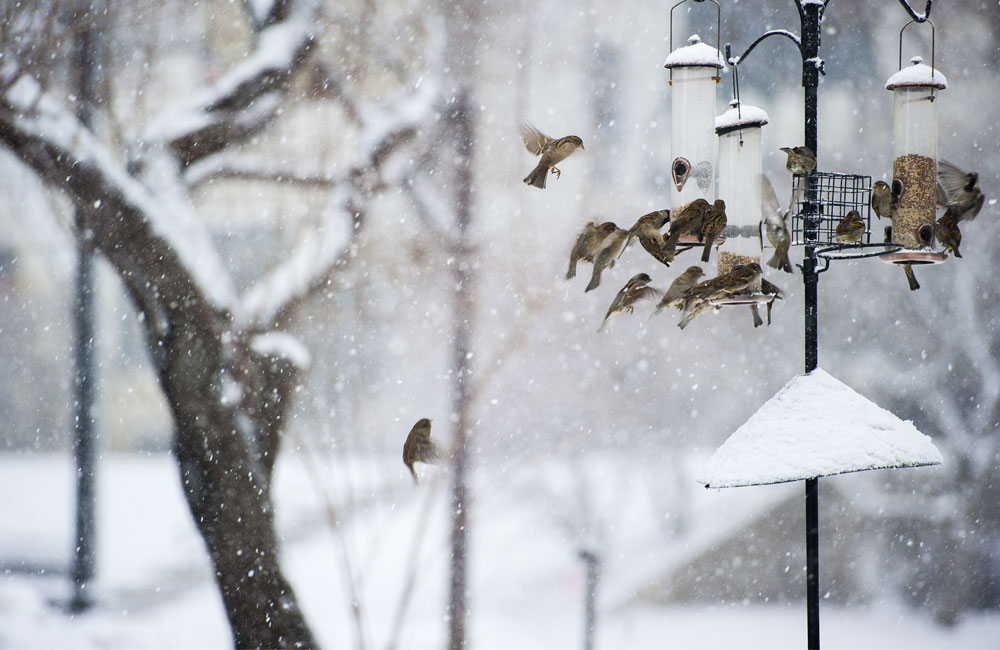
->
xmin=1 ymin=452 xmax=997 ymax=649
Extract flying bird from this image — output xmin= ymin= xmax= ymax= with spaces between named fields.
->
xmin=402 ymin=418 xmax=440 ymax=485
xmin=937 ymin=160 xmax=984 ymax=222
xmin=598 ymin=273 xmax=661 ymax=331
xmin=520 ymin=122 xmax=585 ymax=189
xmin=567 ymin=221 xmax=618 ymax=279
xmin=585 ymin=226 xmax=629 ymax=292
xmin=762 ymin=174 xmax=793 ymax=273
xmin=626 ymin=211 xmax=674 ymax=267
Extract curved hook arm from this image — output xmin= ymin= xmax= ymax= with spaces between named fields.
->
xmin=896 ymin=0 xmax=932 ymax=22
xmin=725 ymin=29 xmax=802 ymax=66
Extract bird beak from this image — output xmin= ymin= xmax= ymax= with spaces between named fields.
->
xmin=579 ymin=144 xmax=586 ymax=151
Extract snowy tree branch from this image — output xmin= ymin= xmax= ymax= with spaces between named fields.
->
xmin=141 ymin=0 xmax=318 ymax=167
xmin=0 ymin=76 xmax=236 ymax=316
xmin=235 ymin=79 xmax=439 ymax=331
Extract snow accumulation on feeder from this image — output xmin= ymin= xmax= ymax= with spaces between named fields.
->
xmin=715 ymin=100 xmax=767 ymax=284
xmin=699 ymin=368 xmax=942 ymax=489
xmin=883 ymin=55 xmax=948 ymax=263
xmin=664 ymin=34 xmax=725 ymax=229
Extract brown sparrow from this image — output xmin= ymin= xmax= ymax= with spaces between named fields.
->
xmin=520 ymin=122 xmax=585 ymax=189
xmin=780 ymin=146 xmax=816 ymax=176
xmin=567 ymin=221 xmax=618 ymax=279
xmin=598 ymin=273 xmax=661 ymax=331
xmin=835 ymin=210 xmax=865 ymax=244
xmin=402 ymin=418 xmax=440 ymax=485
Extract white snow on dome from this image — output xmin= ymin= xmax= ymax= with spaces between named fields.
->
xmin=715 ymin=103 xmax=769 ymax=131
xmin=664 ymin=34 xmax=726 ymax=69
xmin=885 ymin=56 xmax=947 ymax=90
xmin=699 ymin=368 xmax=943 ymax=488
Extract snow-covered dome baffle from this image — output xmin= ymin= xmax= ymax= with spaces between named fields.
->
xmin=715 ymin=101 xmax=769 ymax=135
xmin=699 ymin=368 xmax=943 ymax=488
xmin=663 ymin=34 xmax=726 ymax=69
xmin=885 ymin=56 xmax=948 ymax=90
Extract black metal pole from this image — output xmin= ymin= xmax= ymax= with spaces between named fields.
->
xmin=69 ymin=4 xmax=102 ymax=613
xmin=579 ymin=549 xmax=600 ymax=650
xmin=800 ymin=2 xmax=822 ymax=648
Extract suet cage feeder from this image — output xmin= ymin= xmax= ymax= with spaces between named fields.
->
xmin=789 ymin=172 xmax=898 ymax=260
xmin=664 ymin=0 xmax=724 ymax=229
xmin=880 ymin=19 xmax=948 ymax=267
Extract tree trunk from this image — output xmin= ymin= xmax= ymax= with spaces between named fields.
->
xmin=447 ymin=88 xmax=476 ymax=650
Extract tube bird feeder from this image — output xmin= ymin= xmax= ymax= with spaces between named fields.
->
xmin=664 ymin=34 xmax=725 ymax=214
xmin=715 ymin=99 xmax=768 ymax=275
xmin=884 ymin=52 xmax=947 ymax=256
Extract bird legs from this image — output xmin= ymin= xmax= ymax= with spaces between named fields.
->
xmin=550 ymin=166 xmax=562 ymax=179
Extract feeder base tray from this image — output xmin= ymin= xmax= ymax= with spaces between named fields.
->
xmin=815 ymin=242 xmax=902 ymax=260
xmin=879 ymin=250 xmax=948 ymax=265
xmin=710 ymin=292 xmax=775 ymax=307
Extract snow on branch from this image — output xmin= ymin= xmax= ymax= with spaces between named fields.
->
xmin=142 ymin=0 xmax=318 ymax=166
xmin=235 ymin=78 xmax=440 ymax=330
xmin=1 ymin=73 xmax=236 ymax=312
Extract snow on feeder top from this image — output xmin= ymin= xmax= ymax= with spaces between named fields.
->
xmin=885 ymin=52 xmax=947 ymax=253
xmin=715 ymin=99 xmax=768 ymax=276
xmin=664 ymin=34 xmax=725 ymax=213
xmin=699 ymin=368 xmax=942 ymax=489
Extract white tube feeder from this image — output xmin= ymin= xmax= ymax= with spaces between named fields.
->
xmin=715 ymin=99 xmax=769 ymax=276
xmin=664 ymin=34 xmax=725 ymax=217
xmin=884 ymin=54 xmax=947 ymax=256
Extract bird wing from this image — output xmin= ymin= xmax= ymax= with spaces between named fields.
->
xmin=519 ymin=122 xmax=553 ymax=156
xmin=936 ymin=160 xmax=970 ymax=202
xmin=630 ymin=285 xmax=662 ymax=304
xmin=761 ymin=173 xmax=782 ymax=223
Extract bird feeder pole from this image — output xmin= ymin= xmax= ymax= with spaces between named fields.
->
xmin=722 ymin=1 xmax=934 ymax=647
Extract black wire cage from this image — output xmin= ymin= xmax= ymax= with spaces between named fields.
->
xmin=789 ymin=171 xmax=899 ymax=259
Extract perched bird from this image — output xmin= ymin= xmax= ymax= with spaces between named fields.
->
xmin=402 ymin=418 xmax=440 ymax=485
xmin=780 ymin=146 xmax=816 ymax=176
xmin=835 ymin=210 xmax=865 ymax=244
xmin=762 ymin=174 xmax=793 ymax=273
xmin=871 ymin=180 xmax=893 ymax=219
xmin=520 ymin=122 xmax=585 ymax=189
xmin=699 ymin=199 xmax=727 ymax=263
xmin=630 ymin=209 xmax=672 ymax=230
xmin=598 ymin=273 xmax=661 ymax=331
xmin=682 ymin=262 xmax=764 ymax=305
xmin=935 ymin=213 xmax=962 ymax=258
xmin=664 ymin=198 xmax=711 ymax=251
xmin=651 ymin=265 xmax=705 ymax=317
xmin=585 ymin=226 xmax=629 ymax=292
xmin=937 ymin=160 xmax=984 ymax=222
xmin=567 ymin=221 xmax=618 ymax=279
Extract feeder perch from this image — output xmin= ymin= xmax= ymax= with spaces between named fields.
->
xmin=716 ymin=99 xmax=768 ymax=275
xmin=664 ymin=33 xmax=725 ymax=215
xmin=699 ymin=368 xmax=942 ymax=489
